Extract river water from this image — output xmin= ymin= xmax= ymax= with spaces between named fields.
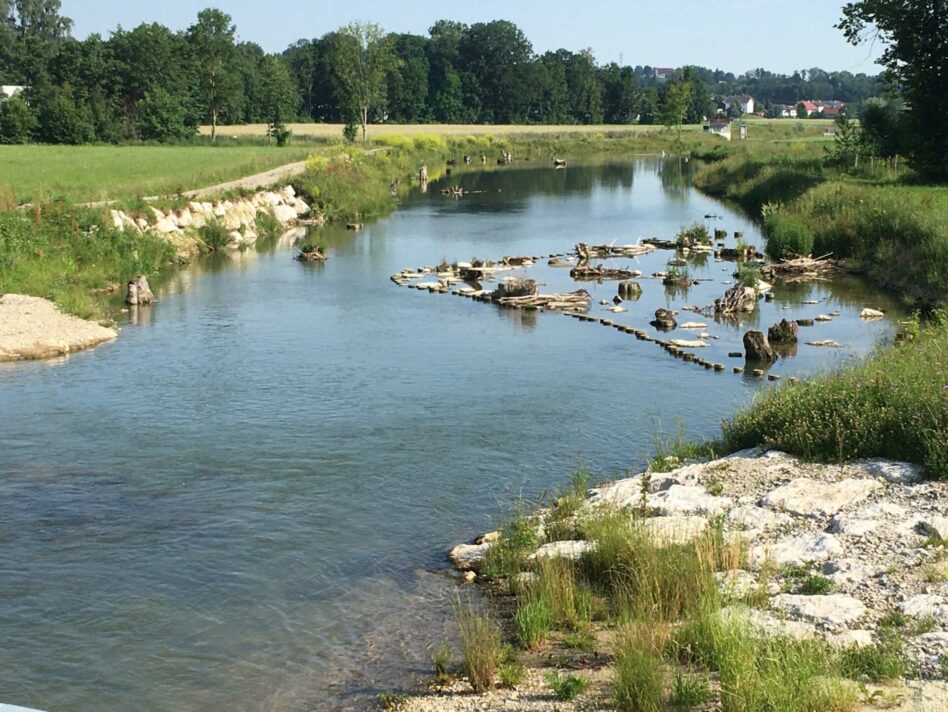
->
xmin=0 ymin=159 xmax=903 ymax=711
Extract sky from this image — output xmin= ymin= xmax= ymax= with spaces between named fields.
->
xmin=64 ymin=0 xmax=884 ymax=76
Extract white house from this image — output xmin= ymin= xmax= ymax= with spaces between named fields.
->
xmin=722 ymin=94 xmax=754 ymax=116
xmin=1 ymin=85 xmax=26 ymax=100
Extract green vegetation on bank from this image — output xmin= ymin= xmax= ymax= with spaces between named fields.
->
xmin=0 ymin=203 xmax=176 ymax=318
xmin=723 ymin=318 xmax=947 ymax=479
xmin=693 ymin=153 xmax=948 ymax=308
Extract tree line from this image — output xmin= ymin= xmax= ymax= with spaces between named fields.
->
xmin=0 ymin=2 xmax=899 ymax=146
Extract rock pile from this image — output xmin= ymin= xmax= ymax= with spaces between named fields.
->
xmin=107 ymin=185 xmax=313 ymax=257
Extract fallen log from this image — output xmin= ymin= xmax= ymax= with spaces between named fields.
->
xmin=760 ymin=254 xmax=838 ymax=283
xmin=575 ymin=242 xmax=656 ymax=260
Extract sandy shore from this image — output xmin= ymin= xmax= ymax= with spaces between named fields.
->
xmin=0 ymin=294 xmax=117 ymax=362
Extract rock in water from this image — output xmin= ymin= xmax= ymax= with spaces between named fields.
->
xmin=743 ymin=330 xmax=776 ymax=362
xmin=618 ymin=281 xmax=642 ymax=301
xmin=768 ymin=319 xmax=798 ymax=343
xmin=651 ymin=308 xmax=677 ymax=331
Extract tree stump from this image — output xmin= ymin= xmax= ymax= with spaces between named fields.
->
xmin=125 ymin=275 xmax=154 ymax=305
xmin=744 ymin=330 xmax=776 ymax=362
xmin=768 ymin=319 xmax=799 ymax=343
xmin=618 ymin=281 xmax=642 ymax=301
xmin=650 ymin=308 xmax=677 ymax=331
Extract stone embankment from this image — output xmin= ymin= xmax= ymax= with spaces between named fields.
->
xmin=0 ymin=294 xmax=117 ymax=362
xmin=107 ymin=185 xmax=315 ymax=258
xmin=418 ymin=450 xmax=948 ymax=711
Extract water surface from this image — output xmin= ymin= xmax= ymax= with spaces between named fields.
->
xmin=0 ymin=159 xmax=902 ymax=711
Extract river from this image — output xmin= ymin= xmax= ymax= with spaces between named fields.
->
xmin=0 ymin=159 xmax=904 ymax=711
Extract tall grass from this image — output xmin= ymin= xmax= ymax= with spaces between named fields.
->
xmin=723 ymin=319 xmax=947 ymax=478
xmin=612 ymin=623 xmax=666 ymax=712
xmin=455 ymin=597 xmax=501 ymax=694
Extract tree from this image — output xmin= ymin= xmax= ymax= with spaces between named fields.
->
xmin=329 ymin=22 xmax=394 ymax=141
xmin=860 ymin=97 xmax=905 ymax=158
xmin=838 ymin=0 xmax=948 ymax=180
xmin=457 ymin=20 xmax=533 ymax=122
xmin=660 ymin=76 xmax=692 ymax=141
xmin=137 ymin=87 xmax=193 ymax=141
xmin=1 ymin=0 xmax=72 ymax=37
xmin=0 ymin=94 xmax=37 ymax=142
xmin=386 ymin=33 xmax=430 ymax=122
xmin=600 ymin=63 xmax=639 ymax=124
xmin=34 ymin=86 xmax=94 ymax=144
xmin=258 ymin=55 xmax=298 ymax=144
xmin=826 ymin=109 xmax=865 ymax=169
xmin=186 ymin=8 xmax=239 ymax=141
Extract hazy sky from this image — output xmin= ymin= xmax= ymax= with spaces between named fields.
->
xmin=65 ymin=0 xmax=884 ymax=75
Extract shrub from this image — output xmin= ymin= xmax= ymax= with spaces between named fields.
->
xmin=431 ymin=642 xmax=453 ymax=684
xmin=0 ymin=95 xmax=37 ymax=144
xmin=676 ymin=223 xmax=711 ymax=247
xmin=198 ymin=219 xmax=231 ymax=252
xmin=763 ymin=212 xmax=814 ymax=259
xmin=546 ymin=671 xmax=589 ymax=701
xmin=498 ymin=661 xmax=525 ymax=688
xmin=342 ymin=121 xmax=358 ymax=143
xmin=455 ymin=598 xmax=500 ymax=693
xmin=254 ymin=210 xmax=284 ymax=246
xmin=376 ymin=692 xmax=407 ymax=710
xmin=478 ymin=511 xmax=539 ymax=579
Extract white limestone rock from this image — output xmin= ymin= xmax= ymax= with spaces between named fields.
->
xmin=448 ymin=542 xmax=493 ymax=571
xmin=771 ymin=594 xmax=867 ymax=627
xmin=852 ymin=459 xmax=923 ymax=484
xmin=647 ymin=484 xmax=733 ymax=516
xmin=760 ymin=478 xmax=882 ymax=518
xmin=728 ymin=505 xmax=792 ymax=531
xmin=752 ymin=533 xmax=844 ymax=568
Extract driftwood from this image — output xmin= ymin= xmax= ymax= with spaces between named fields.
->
xmin=576 ymin=242 xmax=656 ymax=260
xmin=491 ymin=277 xmax=538 ymax=300
xmin=761 ymin=254 xmax=837 ymax=283
xmin=642 ymin=238 xmax=678 ymax=250
xmin=494 ymin=289 xmax=591 ymax=311
xmin=296 ymin=245 xmax=328 ymax=262
xmin=570 ymin=264 xmax=637 ymax=281
xmin=503 ymin=255 xmax=534 ymax=267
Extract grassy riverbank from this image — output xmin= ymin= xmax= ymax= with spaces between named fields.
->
xmin=693 ymin=154 xmax=948 ymax=309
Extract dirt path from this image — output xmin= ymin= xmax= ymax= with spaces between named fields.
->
xmin=179 ymin=160 xmax=309 ymax=199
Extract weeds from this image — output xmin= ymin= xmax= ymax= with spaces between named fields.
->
xmin=671 ymin=671 xmax=711 ymax=709
xmin=431 ymin=642 xmax=453 ymax=685
xmin=837 ymin=640 xmax=908 ymax=682
xmin=198 ymin=219 xmax=231 ymax=252
xmin=612 ymin=624 xmax=665 ymax=712
xmin=546 ymin=671 xmax=589 ymax=701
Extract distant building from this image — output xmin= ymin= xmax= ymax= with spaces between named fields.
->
xmin=797 ymin=100 xmax=821 ymax=117
xmin=652 ymin=67 xmax=675 ymax=80
xmin=722 ymin=94 xmax=755 ymax=115
xmin=1 ymin=85 xmax=26 ymax=100
xmin=794 ymin=100 xmax=846 ymax=118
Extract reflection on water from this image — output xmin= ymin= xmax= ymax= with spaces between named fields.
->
xmin=0 ymin=159 xmax=903 ymax=712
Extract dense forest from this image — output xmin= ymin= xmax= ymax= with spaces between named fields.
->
xmin=0 ymin=1 xmax=888 ymax=145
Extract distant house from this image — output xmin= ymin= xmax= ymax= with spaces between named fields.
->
xmin=774 ymin=104 xmax=797 ymax=118
xmin=1 ymin=85 xmax=26 ymax=100
xmin=722 ymin=94 xmax=755 ymax=116
xmin=652 ymin=67 xmax=675 ymax=80
xmin=816 ymin=100 xmax=846 ymax=117
xmin=797 ymin=100 xmax=821 ymax=117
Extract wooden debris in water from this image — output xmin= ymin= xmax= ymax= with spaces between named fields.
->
xmin=714 ymin=283 xmax=758 ymax=314
xmin=296 ymin=245 xmax=328 ymax=262
xmin=575 ymin=241 xmax=656 ymax=260
xmin=570 ymin=264 xmax=638 ymax=281
xmin=760 ymin=254 xmax=838 ymax=283
xmin=493 ymin=289 xmax=592 ymax=311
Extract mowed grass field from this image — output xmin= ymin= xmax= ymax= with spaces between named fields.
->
xmin=0 ymin=120 xmax=834 ymax=204
xmin=1 ymin=144 xmax=314 ymax=204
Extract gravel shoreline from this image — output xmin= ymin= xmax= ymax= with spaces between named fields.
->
xmin=0 ymin=294 xmax=117 ymax=362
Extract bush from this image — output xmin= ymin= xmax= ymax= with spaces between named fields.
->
xmin=198 ymin=219 xmax=231 ymax=252
xmin=0 ymin=95 xmax=37 ymax=144
xmin=137 ymin=88 xmax=195 ymax=142
xmin=342 ymin=121 xmax=358 ymax=143
xmin=35 ymin=89 xmax=95 ymax=145
xmin=455 ymin=598 xmax=500 ymax=693
xmin=546 ymin=671 xmax=589 ymax=701
xmin=498 ymin=660 xmax=525 ymax=688
xmin=763 ymin=212 xmax=814 ymax=259
xmin=670 ymin=671 xmax=711 ymax=709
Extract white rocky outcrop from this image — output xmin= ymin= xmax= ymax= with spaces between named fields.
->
xmin=760 ymin=477 xmax=882 ymax=518
xmin=771 ymin=594 xmax=867 ymax=628
xmin=106 ymin=186 xmax=315 ymax=257
xmin=528 ymin=540 xmax=596 ymax=561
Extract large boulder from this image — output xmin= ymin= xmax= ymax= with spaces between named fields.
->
xmin=752 ymin=533 xmax=844 ymax=568
xmin=449 ymin=542 xmax=493 ymax=571
xmin=528 ymin=540 xmax=596 ymax=561
xmin=648 ymin=484 xmax=733 ymax=516
xmin=650 ymin=308 xmax=677 ymax=331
